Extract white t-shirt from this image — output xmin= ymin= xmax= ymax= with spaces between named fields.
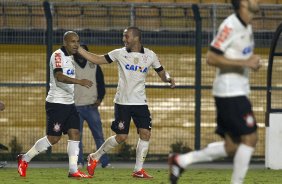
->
xmin=46 ymin=47 xmax=75 ymax=104
xmin=106 ymin=47 xmax=162 ymax=105
xmin=210 ymin=13 xmax=254 ymax=97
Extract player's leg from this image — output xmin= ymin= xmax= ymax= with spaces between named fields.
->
xmin=17 ymin=135 xmax=53 ymax=177
xmin=231 ymin=132 xmax=257 ymax=184
xmin=222 ymin=96 xmax=258 ymax=184
xmin=168 ymin=97 xmax=230 ymax=183
xmin=132 ymin=105 xmax=153 ymax=178
xmin=85 ymin=106 xmax=110 ymax=167
xmin=75 ymin=106 xmax=86 ymax=168
xmin=87 ymin=104 xmax=130 ymax=175
xmin=66 ymin=104 xmax=92 ymax=178
xmin=17 ymin=102 xmax=64 ymax=177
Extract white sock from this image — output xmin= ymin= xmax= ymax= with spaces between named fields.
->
xmin=67 ymin=140 xmax=80 ymax=174
xmin=90 ymin=136 xmax=119 ymax=160
xmin=23 ymin=136 xmax=52 ymax=162
xmin=177 ymin=141 xmax=227 ymax=168
xmin=231 ymin=144 xmax=254 ymax=184
xmin=134 ymin=138 xmax=149 ymax=172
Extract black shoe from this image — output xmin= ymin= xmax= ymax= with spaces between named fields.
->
xmin=168 ymin=153 xmax=184 ymax=184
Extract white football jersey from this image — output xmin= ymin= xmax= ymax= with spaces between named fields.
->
xmin=46 ymin=47 xmax=75 ymax=104
xmin=106 ymin=47 xmax=162 ymax=105
xmin=210 ymin=13 xmax=254 ymax=97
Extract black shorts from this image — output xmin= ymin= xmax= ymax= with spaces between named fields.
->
xmin=111 ymin=103 xmax=152 ymax=134
xmin=46 ymin=101 xmax=80 ymax=136
xmin=215 ymin=96 xmax=257 ymax=138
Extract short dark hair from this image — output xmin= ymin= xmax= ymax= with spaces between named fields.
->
xmin=126 ymin=26 xmax=141 ymax=41
xmin=231 ymin=0 xmax=240 ymax=11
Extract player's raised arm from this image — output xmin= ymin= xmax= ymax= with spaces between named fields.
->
xmin=78 ymin=46 xmax=108 ymax=65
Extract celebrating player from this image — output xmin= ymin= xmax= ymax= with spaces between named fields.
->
xmin=17 ymin=31 xmax=93 ymax=178
xmin=78 ymin=26 xmax=175 ymax=178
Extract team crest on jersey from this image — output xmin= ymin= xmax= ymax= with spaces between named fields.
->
xmin=118 ymin=121 xmax=125 ymax=130
xmin=53 ymin=122 xmax=62 ymax=132
xmin=142 ymin=55 xmax=148 ymax=63
xmin=244 ymin=113 xmax=255 ymax=127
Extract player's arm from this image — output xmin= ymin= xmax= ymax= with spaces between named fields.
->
xmin=206 ymin=48 xmax=261 ymax=71
xmin=54 ymin=69 xmax=93 ymax=88
xmin=78 ymin=46 xmax=108 ymax=65
xmin=156 ymin=67 xmax=175 ymax=88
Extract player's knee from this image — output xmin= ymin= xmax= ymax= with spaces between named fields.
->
xmin=115 ymin=134 xmax=128 ymax=143
xmin=67 ymin=129 xmax=80 ymax=141
xmin=139 ymin=128 xmax=151 ymax=141
xmin=47 ymin=135 xmax=61 ymax=145
xmin=241 ymin=132 xmax=258 ymax=147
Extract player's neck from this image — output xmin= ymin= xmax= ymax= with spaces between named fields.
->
xmin=130 ymin=43 xmax=142 ymax=53
xmin=238 ymin=9 xmax=253 ymax=25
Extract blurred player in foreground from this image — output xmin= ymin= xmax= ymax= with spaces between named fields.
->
xmin=17 ymin=31 xmax=93 ymax=178
xmin=78 ymin=26 xmax=175 ymax=178
xmin=169 ymin=0 xmax=262 ymax=184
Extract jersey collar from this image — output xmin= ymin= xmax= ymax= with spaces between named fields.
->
xmin=126 ymin=46 xmax=145 ymax=54
xmin=235 ymin=13 xmax=247 ymax=28
xmin=61 ymin=46 xmax=71 ymax=56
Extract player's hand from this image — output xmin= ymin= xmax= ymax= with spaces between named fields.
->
xmin=168 ymin=78 xmax=176 ymax=88
xmin=247 ymin=55 xmax=262 ymax=71
xmin=79 ymin=79 xmax=93 ymax=88
xmin=93 ymin=99 xmax=102 ymax=107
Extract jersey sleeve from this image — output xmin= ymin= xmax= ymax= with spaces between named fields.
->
xmin=106 ymin=49 xmax=121 ymax=63
xmin=210 ymin=22 xmax=234 ymax=54
xmin=51 ymin=51 xmax=63 ymax=73
xmin=151 ymin=51 xmax=162 ymax=69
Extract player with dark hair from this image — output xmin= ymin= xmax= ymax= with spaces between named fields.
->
xmin=168 ymin=0 xmax=261 ymax=184
xmin=78 ymin=26 xmax=175 ymax=178
xmin=17 ymin=31 xmax=93 ymax=178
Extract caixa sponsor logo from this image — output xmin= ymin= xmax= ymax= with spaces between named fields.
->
xmin=66 ymin=69 xmax=74 ymax=75
xmin=242 ymin=46 xmax=252 ymax=55
xmin=125 ymin=64 xmax=148 ymax=73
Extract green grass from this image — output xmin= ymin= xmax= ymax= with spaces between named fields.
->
xmin=1 ymin=168 xmax=282 ymax=184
